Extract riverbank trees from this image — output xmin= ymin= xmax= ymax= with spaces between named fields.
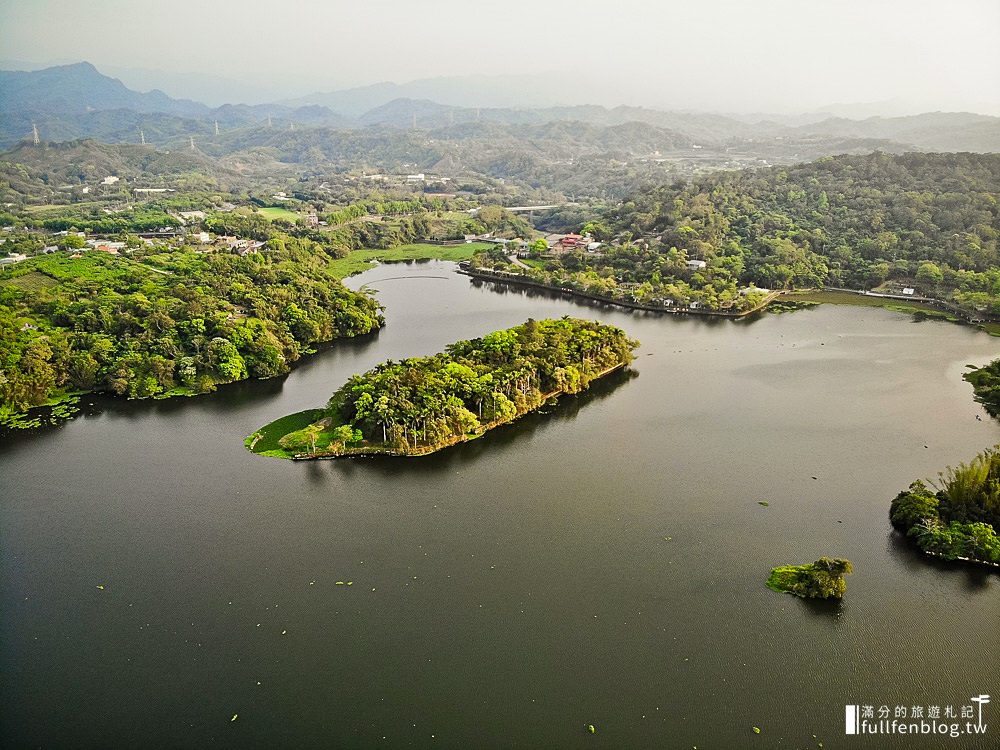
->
xmin=890 ymin=446 xmax=1000 ymax=565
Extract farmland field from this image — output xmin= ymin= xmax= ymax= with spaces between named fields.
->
xmin=0 ymin=270 xmax=60 ymax=290
xmin=258 ymin=206 xmax=301 ymax=222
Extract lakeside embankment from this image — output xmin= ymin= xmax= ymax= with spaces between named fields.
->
xmin=458 ymin=266 xmax=782 ymax=318
xmin=460 ymin=266 xmax=1000 ymax=333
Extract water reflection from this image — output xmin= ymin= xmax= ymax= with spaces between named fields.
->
xmin=887 ymin=528 xmax=1000 ymax=588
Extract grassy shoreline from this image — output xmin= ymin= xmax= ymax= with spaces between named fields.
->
xmin=781 ymin=290 xmax=1000 ymax=334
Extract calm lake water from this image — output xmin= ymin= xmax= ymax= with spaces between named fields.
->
xmin=2 ymin=260 xmax=999 ymax=749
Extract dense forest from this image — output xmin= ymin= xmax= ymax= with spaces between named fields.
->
xmin=482 ymin=152 xmax=1000 ymax=312
xmin=256 ymin=318 xmax=638 ymax=457
xmin=0 ymin=236 xmax=383 ymax=420
xmin=890 ymin=446 xmax=1000 ymax=565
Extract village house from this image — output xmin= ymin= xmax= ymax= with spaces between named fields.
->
xmin=87 ymin=240 xmax=126 ymax=254
xmin=687 ymin=259 xmax=707 ymax=271
xmin=561 ymin=233 xmax=583 ymax=249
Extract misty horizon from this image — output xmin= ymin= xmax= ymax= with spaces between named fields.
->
xmin=2 ymin=0 xmax=998 ymax=117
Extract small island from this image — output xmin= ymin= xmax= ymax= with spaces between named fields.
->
xmin=766 ymin=557 xmax=853 ymax=599
xmin=964 ymin=360 xmax=1000 ymax=419
xmin=890 ymin=446 xmax=1000 ymax=566
xmin=248 ymin=317 xmax=639 ymax=458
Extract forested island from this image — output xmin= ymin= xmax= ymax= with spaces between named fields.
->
xmin=0 ymin=235 xmax=384 ymax=424
xmin=890 ymin=446 xmax=1000 ymax=565
xmin=472 ymin=152 xmax=1000 ymax=317
xmin=248 ymin=317 xmax=638 ymax=458
xmin=766 ymin=558 xmax=853 ymax=599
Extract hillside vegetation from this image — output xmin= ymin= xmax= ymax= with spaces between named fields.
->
xmin=472 ymin=153 xmax=1000 ymax=313
xmin=0 ymin=238 xmax=383 ymax=420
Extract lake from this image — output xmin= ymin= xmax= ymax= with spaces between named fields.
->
xmin=2 ymin=260 xmax=998 ymax=749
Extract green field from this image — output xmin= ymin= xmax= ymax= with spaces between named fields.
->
xmin=779 ymin=289 xmax=1000 ymax=332
xmin=22 ymin=202 xmax=104 ymax=215
xmin=258 ymin=206 xmax=302 ymax=222
xmin=328 ymin=242 xmax=496 ymax=278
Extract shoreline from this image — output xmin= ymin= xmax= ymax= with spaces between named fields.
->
xmin=458 ymin=266 xmax=781 ymax=318
xmin=1 ymin=326 xmax=384 ymax=430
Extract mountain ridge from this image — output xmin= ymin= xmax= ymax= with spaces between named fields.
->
xmin=2 ymin=62 xmax=999 ymax=159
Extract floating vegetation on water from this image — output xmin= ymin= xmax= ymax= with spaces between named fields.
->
xmin=1 ymin=394 xmax=82 ymax=430
xmin=768 ymin=301 xmax=817 ymax=314
xmin=767 ymin=558 xmax=853 ymax=599
xmin=1 ymin=412 xmax=43 ymax=429
xmin=50 ymin=402 xmax=80 ymax=419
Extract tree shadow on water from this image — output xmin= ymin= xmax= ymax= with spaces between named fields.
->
xmin=888 ymin=528 xmax=998 ymax=591
xmin=798 ymin=596 xmax=845 ymax=619
xmin=321 ymin=366 xmax=639 ymax=481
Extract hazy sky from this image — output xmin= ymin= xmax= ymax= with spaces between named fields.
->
xmin=2 ymin=0 xmax=998 ymax=113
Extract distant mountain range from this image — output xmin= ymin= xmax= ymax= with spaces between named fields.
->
xmin=2 ymin=62 xmax=999 ymax=156
xmin=2 ymin=61 xmax=1000 ymax=206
